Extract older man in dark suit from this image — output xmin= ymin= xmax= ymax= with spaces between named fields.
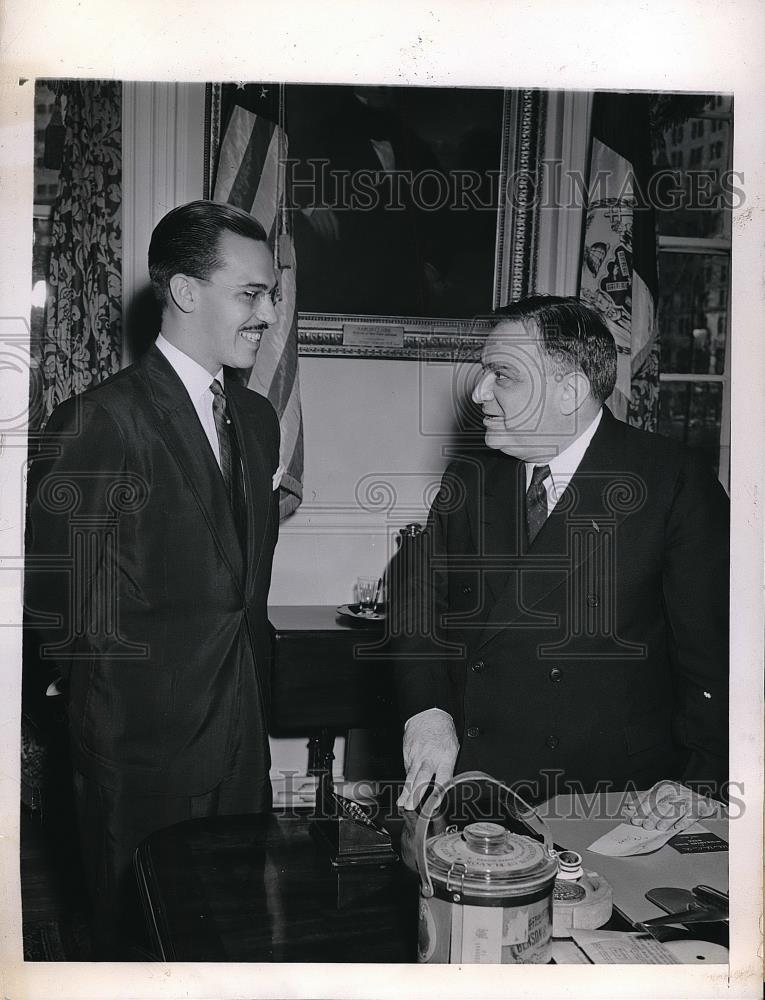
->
xmin=392 ymin=297 xmax=728 ymax=827
xmin=25 ymin=200 xmax=282 ymax=957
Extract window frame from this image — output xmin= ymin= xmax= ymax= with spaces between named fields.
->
xmin=657 ymin=103 xmax=732 ymax=488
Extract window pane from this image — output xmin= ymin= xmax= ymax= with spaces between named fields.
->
xmin=658 ymin=251 xmax=728 ymax=374
xmin=33 ymin=82 xmax=60 ymax=207
xmin=653 ymin=116 xmax=732 ymax=238
xmin=31 ymin=215 xmax=53 ymax=354
xmin=703 ymin=95 xmax=733 ymax=114
xmin=658 ymin=382 xmax=722 ymax=473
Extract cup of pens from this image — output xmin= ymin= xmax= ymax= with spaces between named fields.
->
xmin=356 ymin=576 xmax=383 ymax=616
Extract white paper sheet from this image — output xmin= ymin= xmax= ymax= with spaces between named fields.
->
xmin=587 ymin=822 xmax=711 ymax=857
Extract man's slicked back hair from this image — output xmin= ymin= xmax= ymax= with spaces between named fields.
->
xmin=487 ymin=296 xmax=618 ymax=404
xmin=148 ymin=200 xmax=269 ymax=309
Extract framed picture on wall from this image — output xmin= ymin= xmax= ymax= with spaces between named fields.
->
xmin=204 ymin=83 xmax=544 ymax=359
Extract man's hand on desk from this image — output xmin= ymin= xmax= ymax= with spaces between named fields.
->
xmin=397 ymin=708 xmax=459 ymax=811
xmin=621 ymin=779 xmax=718 ymax=833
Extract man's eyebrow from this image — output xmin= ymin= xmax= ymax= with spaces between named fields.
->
xmin=483 ymin=360 xmax=520 ymax=373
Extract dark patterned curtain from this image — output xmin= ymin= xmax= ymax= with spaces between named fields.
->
xmin=22 ymin=80 xmax=121 ymax=814
xmin=41 ymin=80 xmax=122 ymax=420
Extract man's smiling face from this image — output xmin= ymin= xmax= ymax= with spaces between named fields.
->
xmin=191 ymin=231 xmax=278 ymax=373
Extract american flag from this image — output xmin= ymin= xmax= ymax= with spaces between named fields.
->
xmin=212 ymin=83 xmax=303 ymax=518
xmin=579 ymin=92 xmax=660 ymax=430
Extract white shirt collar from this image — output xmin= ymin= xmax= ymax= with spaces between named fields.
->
xmin=525 ymin=408 xmax=603 ymax=508
xmin=155 ymin=333 xmax=224 ymax=402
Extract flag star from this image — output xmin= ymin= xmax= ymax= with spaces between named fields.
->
xmin=259 ymin=86 xmax=269 ymax=99
xmin=235 ymin=82 xmax=246 ymax=91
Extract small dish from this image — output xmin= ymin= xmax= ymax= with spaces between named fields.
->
xmin=336 ymin=603 xmax=386 ymax=622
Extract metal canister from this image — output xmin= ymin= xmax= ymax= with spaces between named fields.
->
xmin=414 ymin=772 xmax=559 ymax=964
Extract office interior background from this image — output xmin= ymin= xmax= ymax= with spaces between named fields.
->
xmin=25 ymin=79 xmax=732 ymax=809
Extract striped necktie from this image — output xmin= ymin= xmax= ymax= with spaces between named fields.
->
xmin=525 ymin=464 xmax=551 ymax=545
xmin=210 ymin=379 xmax=247 ymax=550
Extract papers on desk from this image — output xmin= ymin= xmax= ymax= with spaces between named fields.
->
xmin=571 ymin=929 xmax=679 ymax=963
xmin=587 ymin=822 xmax=713 ymax=857
xmin=564 ymin=929 xmax=730 ymax=965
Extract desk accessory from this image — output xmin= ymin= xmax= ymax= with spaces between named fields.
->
xmin=638 ymin=885 xmax=729 ymax=929
xmin=414 ymin=771 xmax=559 ymax=964
xmin=309 ymin=750 xmax=398 ymax=868
xmin=552 ymin=850 xmax=613 ymax=937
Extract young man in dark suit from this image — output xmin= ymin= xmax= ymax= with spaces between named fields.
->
xmin=393 ymin=297 xmax=729 ymax=827
xmin=25 ymin=200 xmax=282 ymax=957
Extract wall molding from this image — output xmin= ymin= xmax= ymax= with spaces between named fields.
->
xmin=279 ymin=502 xmax=430 ymax=535
xmin=121 ymin=82 xmax=205 ymax=365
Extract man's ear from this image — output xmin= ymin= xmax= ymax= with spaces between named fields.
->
xmin=168 ymin=273 xmax=197 ymax=314
xmin=559 ymin=371 xmax=592 ymax=415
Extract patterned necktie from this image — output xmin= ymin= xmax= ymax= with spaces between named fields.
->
xmin=525 ymin=463 xmax=551 ymax=546
xmin=210 ymin=379 xmax=247 ymax=550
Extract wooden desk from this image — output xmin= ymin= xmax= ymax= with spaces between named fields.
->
xmin=269 ymin=605 xmax=399 ymax=777
xmin=135 ymin=811 xmax=419 ymax=962
xmin=135 ymin=792 xmax=728 ymax=963
xmin=269 ymin=605 xmax=391 ymax=732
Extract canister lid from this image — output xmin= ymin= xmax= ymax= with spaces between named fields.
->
xmin=426 ymin=822 xmax=557 ymax=892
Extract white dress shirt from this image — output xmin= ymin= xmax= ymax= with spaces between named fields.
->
xmin=155 ymin=333 xmax=224 ymax=468
xmin=525 ymin=408 xmax=603 ymax=516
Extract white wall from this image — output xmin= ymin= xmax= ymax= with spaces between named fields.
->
xmin=270 ymin=355 xmax=478 ymax=604
xmin=122 ymin=82 xmax=207 ymax=364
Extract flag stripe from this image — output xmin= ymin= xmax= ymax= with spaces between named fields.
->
xmin=276 ymin=377 xmax=302 ymax=457
xmin=248 ymin=128 xmax=282 ymax=234
xmin=213 ymin=105 xmax=257 ymax=203
xmin=227 ymin=115 xmax=276 ymax=213
xmin=213 ymin=84 xmax=304 ymax=519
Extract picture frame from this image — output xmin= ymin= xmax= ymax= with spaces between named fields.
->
xmin=204 ymin=83 xmax=545 ymax=360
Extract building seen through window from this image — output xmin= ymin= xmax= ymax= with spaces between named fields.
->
xmin=651 ymin=93 xmax=732 ymax=482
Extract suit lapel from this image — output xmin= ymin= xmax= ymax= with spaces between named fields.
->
xmin=226 ymin=380 xmax=274 ymax=594
xmin=479 ymin=453 xmax=526 ymax=606
xmin=139 ymin=346 xmax=245 ymax=589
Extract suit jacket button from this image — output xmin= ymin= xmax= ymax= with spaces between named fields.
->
xmin=467 ymin=726 xmax=480 ymax=738
xmin=549 ymin=667 xmax=562 ymax=682
xmin=586 ymin=594 xmax=599 ymax=607
xmin=462 ymin=584 xmax=472 ymax=595
xmin=546 ymin=735 xmax=559 ymax=749
xmin=471 ymin=659 xmax=485 ymax=673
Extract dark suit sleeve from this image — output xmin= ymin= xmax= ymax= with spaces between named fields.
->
xmin=25 ymin=396 xmax=127 ymax=683
xmin=389 ymin=464 xmax=464 ymax=724
xmin=662 ymin=450 xmax=729 ymax=795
